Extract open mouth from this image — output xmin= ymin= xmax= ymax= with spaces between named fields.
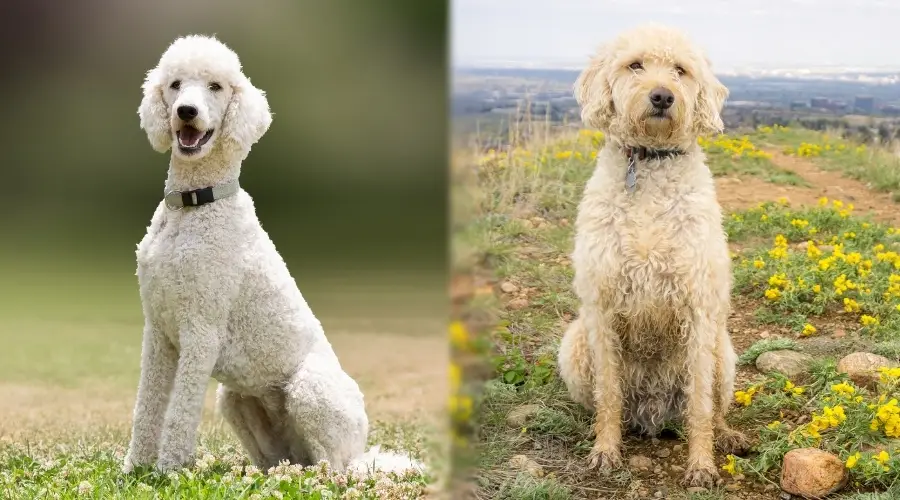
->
xmin=176 ymin=126 xmax=214 ymax=153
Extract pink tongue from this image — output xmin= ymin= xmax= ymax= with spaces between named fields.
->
xmin=180 ymin=127 xmax=202 ymax=146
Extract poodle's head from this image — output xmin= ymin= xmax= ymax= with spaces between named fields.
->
xmin=138 ymin=35 xmax=272 ymax=160
xmin=574 ymin=24 xmax=728 ymax=148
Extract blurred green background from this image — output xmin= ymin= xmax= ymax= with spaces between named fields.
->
xmin=0 ymin=0 xmax=448 ymax=426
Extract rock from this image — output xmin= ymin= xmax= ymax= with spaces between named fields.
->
xmin=506 ymin=404 xmax=541 ymax=428
xmin=832 ymin=328 xmax=846 ymax=339
xmin=628 ymin=454 xmax=652 ymax=471
xmin=655 ymin=448 xmax=671 ymax=458
xmin=671 ymin=464 xmax=685 ymax=473
xmin=724 ymin=483 xmax=741 ymax=492
xmin=507 ymin=298 xmax=529 ymax=310
xmin=837 ymin=352 xmax=898 ymax=388
xmin=508 ymin=455 xmax=544 ymax=478
xmin=686 ymin=487 xmax=708 ymax=494
xmin=756 ymin=350 xmax=814 ymax=378
xmin=499 ymin=282 xmax=519 ymax=294
xmin=672 ymin=444 xmax=684 ymax=453
xmin=780 ymin=448 xmax=847 ymax=498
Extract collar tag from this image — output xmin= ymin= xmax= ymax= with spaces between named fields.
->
xmin=625 ymin=152 xmax=638 ymax=194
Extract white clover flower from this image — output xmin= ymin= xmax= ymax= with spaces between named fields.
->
xmin=77 ymin=480 xmax=93 ymax=495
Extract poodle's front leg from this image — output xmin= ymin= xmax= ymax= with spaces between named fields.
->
xmin=583 ymin=307 xmax=624 ymax=473
xmin=156 ymin=329 xmax=220 ymax=472
xmin=680 ymin=310 xmax=719 ymax=488
xmin=124 ymin=323 xmax=177 ymax=473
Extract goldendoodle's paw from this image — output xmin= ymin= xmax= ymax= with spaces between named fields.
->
xmin=587 ymin=447 xmax=622 ymax=473
xmin=681 ymin=464 xmax=719 ymax=488
xmin=716 ymin=428 xmax=752 ymax=456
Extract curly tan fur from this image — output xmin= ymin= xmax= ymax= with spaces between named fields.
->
xmin=557 ymin=24 xmax=749 ymax=488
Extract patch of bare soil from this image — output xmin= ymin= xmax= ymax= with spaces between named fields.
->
xmin=716 ymin=150 xmax=900 ymax=224
xmin=0 ymin=331 xmax=446 ymax=439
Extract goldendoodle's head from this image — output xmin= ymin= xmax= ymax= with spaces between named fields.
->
xmin=575 ymin=24 xmax=728 ymax=148
xmin=138 ymin=35 xmax=272 ymax=160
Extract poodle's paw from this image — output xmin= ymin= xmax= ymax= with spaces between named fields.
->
xmin=680 ymin=463 xmax=719 ymax=489
xmin=122 ymin=451 xmax=153 ymax=474
xmin=586 ymin=446 xmax=622 ymax=474
xmin=155 ymin=451 xmax=193 ymax=473
xmin=716 ymin=427 xmax=752 ymax=456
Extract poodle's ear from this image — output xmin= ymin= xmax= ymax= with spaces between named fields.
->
xmin=137 ymin=67 xmax=172 ymax=153
xmin=574 ymin=45 xmax=615 ymax=130
xmin=222 ymin=76 xmax=272 ymax=150
xmin=693 ymin=57 xmax=729 ymax=136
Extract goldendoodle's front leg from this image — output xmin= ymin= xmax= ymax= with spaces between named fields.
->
xmin=123 ymin=323 xmax=177 ymax=473
xmin=156 ymin=331 xmax=220 ymax=472
xmin=583 ymin=308 xmax=623 ymax=473
xmin=714 ymin=326 xmax=751 ymax=455
xmin=681 ymin=312 xmax=719 ymax=488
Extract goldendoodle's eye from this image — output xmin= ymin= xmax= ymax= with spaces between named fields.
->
xmin=170 ymin=80 xmax=181 ymax=90
xmin=629 ymin=62 xmax=643 ymax=71
xmin=675 ymin=66 xmax=686 ymax=76
xmin=209 ymin=82 xmax=222 ymax=92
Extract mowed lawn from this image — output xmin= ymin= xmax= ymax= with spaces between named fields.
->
xmin=0 ymin=250 xmax=445 ymax=499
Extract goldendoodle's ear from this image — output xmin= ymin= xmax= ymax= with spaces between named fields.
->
xmin=222 ymin=77 xmax=272 ymax=150
xmin=574 ymin=47 xmax=615 ymax=130
xmin=693 ymin=60 xmax=729 ymax=136
xmin=138 ymin=68 xmax=172 ymax=153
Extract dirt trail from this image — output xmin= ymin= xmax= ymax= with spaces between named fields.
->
xmin=716 ymin=150 xmax=900 ymax=224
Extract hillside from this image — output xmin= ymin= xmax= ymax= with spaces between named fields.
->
xmin=453 ymin=124 xmax=900 ymax=499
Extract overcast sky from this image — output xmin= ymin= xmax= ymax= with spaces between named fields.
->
xmin=452 ymin=0 xmax=900 ymax=70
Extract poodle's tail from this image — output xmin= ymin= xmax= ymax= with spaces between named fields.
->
xmin=347 ymin=445 xmax=426 ymax=476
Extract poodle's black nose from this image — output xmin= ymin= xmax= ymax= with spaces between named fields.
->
xmin=649 ymin=87 xmax=675 ymax=110
xmin=177 ymin=105 xmax=198 ymax=121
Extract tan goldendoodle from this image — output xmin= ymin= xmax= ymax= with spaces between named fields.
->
xmin=557 ymin=23 xmax=750 ymax=488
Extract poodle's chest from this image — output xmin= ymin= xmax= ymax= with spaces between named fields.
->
xmin=136 ymin=219 xmax=242 ymax=331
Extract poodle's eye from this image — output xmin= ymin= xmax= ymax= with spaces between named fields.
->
xmin=170 ymin=80 xmax=181 ymax=90
xmin=675 ymin=66 xmax=686 ymax=76
xmin=629 ymin=62 xmax=643 ymax=71
xmin=208 ymin=82 xmax=222 ymax=92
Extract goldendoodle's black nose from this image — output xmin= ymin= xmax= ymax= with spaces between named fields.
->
xmin=177 ymin=105 xmax=198 ymax=121
xmin=649 ymin=87 xmax=675 ymax=109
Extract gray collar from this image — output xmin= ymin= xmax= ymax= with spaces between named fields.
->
xmin=164 ymin=179 xmax=240 ymax=211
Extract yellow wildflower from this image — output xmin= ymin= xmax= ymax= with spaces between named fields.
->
xmin=801 ymin=324 xmax=817 ymax=336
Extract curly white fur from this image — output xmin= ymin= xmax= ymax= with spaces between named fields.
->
xmin=557 ymin=24 xmax=749 ymax=488
xmin=123 ymin=34 xmax=422 ymax=476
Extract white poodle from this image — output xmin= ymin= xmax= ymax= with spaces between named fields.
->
xmin=556 ymin=24 xmax=749 ymax=488
xmin=123 ymin=34 xmax=420 ymax=475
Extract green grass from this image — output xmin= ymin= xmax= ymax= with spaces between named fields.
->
xmin=699 ymin=133 xmax=809 ymax=185
xmin=0 ymin=431 xmax=431 ymax=499
xmin=737 ymin=338 xmax=800 ymax=366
